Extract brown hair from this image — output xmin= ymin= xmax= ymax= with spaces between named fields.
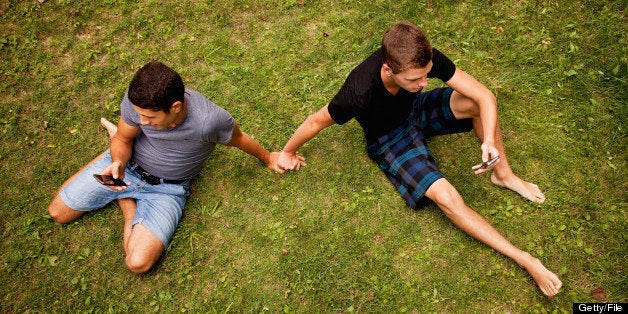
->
xmin=381 ymin=22 xmax=433 ymax=74
xmin=128 ymin=61 xmax=185 ymax=113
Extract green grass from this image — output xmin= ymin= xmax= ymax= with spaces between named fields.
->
xmin=1 ymin=0 xmax=626 ymax=312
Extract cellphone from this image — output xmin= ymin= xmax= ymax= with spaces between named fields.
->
xmin=93 ymin=174 xmax=127 ymax=186
xmin=479 ymin=156 xmax=500 ymax=169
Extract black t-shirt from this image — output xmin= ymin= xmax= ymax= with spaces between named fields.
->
xmin=327 ymin=47 xmax=456 ymax=142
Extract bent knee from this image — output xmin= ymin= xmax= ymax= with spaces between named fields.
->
xmin=451 ymin=90 xmax=496 ymax=119
xmin=125 ymin=254 xmax=156 ymax=274
xmin=47 ymin=196 xmax=82 ymax=224
xmin=125 ymin=234 xmax=164 ymax=275
xmin=47 ymin=205 xmax=62 ymax=222
xmin=425 ymin=179 xmax=465 ymax=210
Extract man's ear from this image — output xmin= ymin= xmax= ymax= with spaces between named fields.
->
xmin=171 ymin=101 xmax=183 ymax=113
xmin=382 ymin=63 xmax=393 ymax=76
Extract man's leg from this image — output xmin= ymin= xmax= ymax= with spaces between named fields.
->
xmin=48 ymin=152 xmax=107 ymax=223
xmin=449 ymin=92 xmax=546 ymax=203
xmin=119 ymin=198 xmax=135 ymax=253
xmin=49 ymin=118 xmax=122 ymax=223
xmin=121 ymin=202 xmax=165 ymax=274
xmin=118 ymin=198 xmax=164 ymax=274
xmin=425 ymin=178 xmax=562 ymax=297
xmin=101 ymin=117 xmax=164 ymax=274
xmin=125 ymin=224 xmax=165 ymax=274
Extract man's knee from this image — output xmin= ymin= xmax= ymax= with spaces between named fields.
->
xmin=47 ymin=203 xmax=62 ymax=222
xmin=125 ymin=245 xmax=163 ymax=274
xmin=125 ymin=253 xmax=156 ymax=274
xmin=125 ymin=225 xmax=165 ymax=274
xmin=47 ymin=196 xmax=82 ymax=224
xmin=425 ymin=179 xmax=465 ymax=214
xmin=451 ymin=90 xmax=494 ymax=119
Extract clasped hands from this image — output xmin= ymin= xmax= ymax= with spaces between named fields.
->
xmin=273 ymin=151 xmax=307 ymax=174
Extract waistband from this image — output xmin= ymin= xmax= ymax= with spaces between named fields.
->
xmin=129 ymin=161 xmax=187 ymax=185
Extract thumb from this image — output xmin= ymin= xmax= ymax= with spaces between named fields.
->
xmin=110 ymin=161 xmax=122 ymax=179
xmin=274 ymin=166 xmax=286 ymax=174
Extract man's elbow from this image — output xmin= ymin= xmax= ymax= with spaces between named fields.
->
xmin=304 ymin=111 xmax=334 ymax=130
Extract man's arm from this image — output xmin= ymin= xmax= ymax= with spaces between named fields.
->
xmin=223 ymin=123 xmax=284 ymax=173
xmin=105 ymin=118 xmax=140 ymax=182
xmin=446 ymin=68 xmax=499 ymax=162
xmin=278 ymin=104 xmax=336 ymax=171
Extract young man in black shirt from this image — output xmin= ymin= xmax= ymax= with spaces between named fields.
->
xmin=277 ymin=21 xmax=561 ymax=298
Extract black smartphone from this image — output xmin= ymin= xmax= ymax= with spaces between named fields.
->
xmin=479 ymin=156 xmax=500 ymax=169
xmin=93 ymin=174 xmax=127 ymax=186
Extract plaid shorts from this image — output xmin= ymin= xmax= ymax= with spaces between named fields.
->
xmin=367 ymin=88 xmax=473 ymax=209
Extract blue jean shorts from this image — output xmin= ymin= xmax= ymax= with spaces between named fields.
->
xmin=59 ymin=150 xmax=190 ymax=246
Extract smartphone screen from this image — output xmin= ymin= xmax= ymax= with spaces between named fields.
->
xmin=93 ymin=174 xmax=127 ymax=186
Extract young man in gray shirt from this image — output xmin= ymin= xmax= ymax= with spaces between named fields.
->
xmin=48 ymin=61 xmax=286 ymax=274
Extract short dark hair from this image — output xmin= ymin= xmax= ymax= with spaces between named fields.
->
xmin=381 ymin=22 xmax=433 ymax=74
xmin=128 ymin=61 xmax=185 ymax=113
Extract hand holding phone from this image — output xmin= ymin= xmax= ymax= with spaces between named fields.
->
xmin=474 ymin=156 xmax=500 ymax=171
xmin=480 ymin=156 xmax=500 ymax=169
xmin=93 ymin=174 xmax=127 ymax=186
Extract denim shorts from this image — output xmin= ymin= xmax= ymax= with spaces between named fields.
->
xmin=59 ymin=150 xmax=190 ymax=246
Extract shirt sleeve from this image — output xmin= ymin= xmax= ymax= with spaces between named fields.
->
xmin=212 ymin=110 xmax=235 ymax=144
xmin=199 ymin=95 xmax=235 ymax=144
xmin=327 ymin=82 xmax=356 ymax=125
xmin=428 ymin=48 xmax=456 ymax=82
xmin=120 ymin=92 xmax=140 ymax=127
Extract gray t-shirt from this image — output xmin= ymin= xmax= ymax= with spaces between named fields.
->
xmin=121 ymin=89 xmax=235 ymax=180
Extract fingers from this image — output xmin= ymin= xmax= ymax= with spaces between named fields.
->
xmin=111 ymin=167 xmax=120 ymax=179
xmin=276 ymin=151 xmax=307 ymax=173
xmin=273 ymin=166 xmax=286 ymax=174
xmin=472 ymin=164 xmax=487 ymax=174
xmin=480 ymin=142 xmax=499 ymax=162
xmin=471 ymin=158 xmax=500 ymax=174
xmin=100 ymin=162 xmax=129 ymax=190
xmin=279 ymin=159 xmax=304 ymax=171
xmin=475 ymin=142 xmax=500 ymax=174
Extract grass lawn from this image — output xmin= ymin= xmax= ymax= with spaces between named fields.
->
xmin=1 ymin=0 xmax=626 ymax=312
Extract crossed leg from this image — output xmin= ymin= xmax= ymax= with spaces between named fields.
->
xmin=118 ymin=198 xmax=164 ymax=274
xmin=48 ymin=118 xmax=164 ymax=274
xmin=100 ymin=118 xmax=164 ymax=274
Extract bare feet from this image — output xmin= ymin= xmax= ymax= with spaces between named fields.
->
xmin=518 ymin=252 xmax=562 ymax=298
xmin=100 ymin=117 xmax=118 ymax=139
xmin=491 ymin=173 xmax=546 ymax=203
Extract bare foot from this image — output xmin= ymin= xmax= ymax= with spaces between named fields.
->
xmin=518 ymin=252 xmax=562 ymax=298
xmin=491 ymin=173 xmax=546 ymax=203
xmin=100 ymin=117 xmax=118 ymax=139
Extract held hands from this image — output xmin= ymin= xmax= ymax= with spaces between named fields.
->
xmin=472 ymin=141 xmax=500 ymax=174
xmin=275 ymin=151 xmax=307 ymax=174
xmin=267 ymin=152 xmax=283 ymax=174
